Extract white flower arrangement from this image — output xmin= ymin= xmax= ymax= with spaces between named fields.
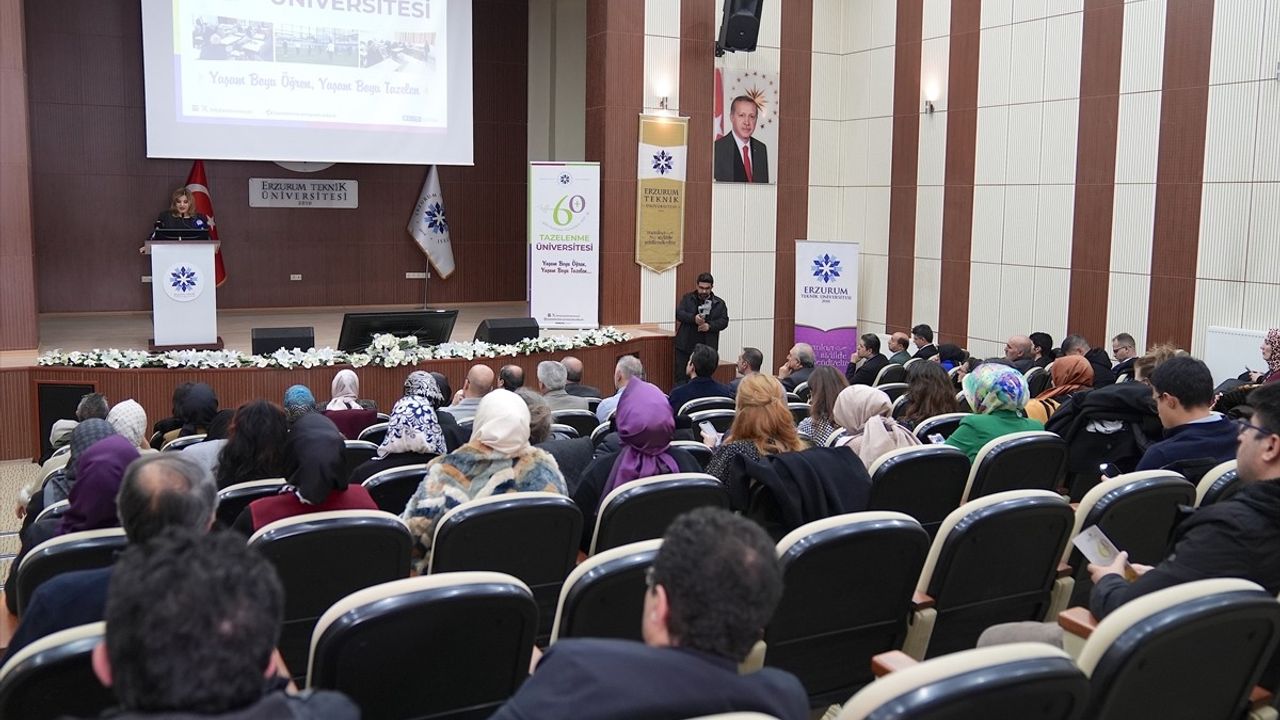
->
xmin=36 ymin=328 xmax=632 ymax=370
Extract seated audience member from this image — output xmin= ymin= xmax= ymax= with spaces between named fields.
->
xmin=1030 ymin=331 xmax=1056 ymax=369
xmin=498 ymin=364 xmax=525 ymax=392
xmin=669 ymin=344 xmax=734 ymax=414
xmin=349 ymin=396 xmax=449 ymax=486
xmin=1111 ymin=332 xmax=1139 ymax=379
xmin=326 ymin=368 xmax=377 ymax=411
xmin=572 ymin=380 xmax=702 ymax=548
xmin=911 ymin=324 xmax=938 ymax=360
xmin=833 ymin=385 xmax=921 ymax=467
xmin=932 ymin=343 xmax=968 ymax=372
xmin=430 ymin=371 xmax=453 ymax=405
xmin=888 ymin=332 xmax=913 ymax=365
xmin=151 ymin=382 xmax=195 ymax=447
xmin=525 ymin=388 xmax=595 ymax=494
xmin=1061 ymin=334 xmax=1116 ymax=387
xmin=899 ymin=361 xmax=961 ymax=430
xmin=704 ymin=374 xmax=806 ymax=484
xmin=729 ymin=346 xmax=763 ymax=395
xmin=282 ymin=384 xmax=317 ymax=426
xmin=179 ymin=409 xmax=233 ymax=478
xmin=34 ymin=418 xmax=77 ymax=477
xmin=797 ymin=365 xmax=848 ymax=445
xmin=404 ymin=370 xmax=465 ymax=451
xmin=1136 ymin=356 xmax=1239 ymax=471
xmin=1246 ymin=328 xmax=1280 ymax=385
xmin=88 ymin=529 xmax=359 ymax=719
xmin=514 ymin=389 xmax=556 ymax=444
xmin=33 ymin=418 xmax=118 ymax=516
xmin=443 ymin=364 xmax=496 ymax=423
xmin=232 ymin=414 xmax=378 ymax=535
xmin=162 ymin=383 xmax=219 ymax=446
xmin=212 ymin=401 xmax=288 ymax=490
xmin=401 ymin=389 xmax=567 ymax=556
xmin=106 ymin=400 xmax=155 ymax=454
xmin=77 ymin=393 xmax=110 ymax=422
xmin=1004 ymin=335 xmax=1036 ymax=372
xmin=4 ymin=453 xmax=216 ymax=661
xmin=776 ymin=343 xmax=816 ymax=392
xmin=597 ymin=355 xmax=645 ymax=422
xmin=538 ymin=360 xmax=590 ymax=412
xmin=946 ymin=363 xmax=1042 ymax=462
xmin=491 ymin=508 xmax=808 ymax=720
xmin=1024 ymin=354 xmax=1094 ymax=424
xmin=846 ymin=333 xmax=889 ymax=386
xmin=562 ymin=356 xmax=602 ymax=398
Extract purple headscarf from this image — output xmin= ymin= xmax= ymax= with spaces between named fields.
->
xmin=59 ymin=434 xmax=139 ymax=535
xmin=601 ymin=380 xmax=680 ymax=502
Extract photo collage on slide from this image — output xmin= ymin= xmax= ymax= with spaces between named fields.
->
xmin=193 ymin=15 xmax=436 ymax=73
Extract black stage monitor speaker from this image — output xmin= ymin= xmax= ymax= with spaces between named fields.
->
xmin=252 ymin=327 xmax=315 ymax=355
xmin=36 ymin=383 xmax=95 ymax=462
xmin=717 ymin=0 xmax=764 ymax=54
xmin=474 ymin=317 xmax=540 ymax=344
xmin=337 ymin=310 xmax=458 ymax=352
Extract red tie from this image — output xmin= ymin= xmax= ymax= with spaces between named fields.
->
xmin=741 ymin=144 xmax=753 ymax=182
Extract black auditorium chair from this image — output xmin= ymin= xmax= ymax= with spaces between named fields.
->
xmin=215 ymin=478 xmax=287 ymax=528
xmin=551 ymin=410 xmax=599 ymax=439
xmin=0 ymin=622 xmax=115 ymax=720
xmin=589 ymin=473 xmax=729 ymax=555
xmin=340 ymin=440 xmax=379 ymax=480
xmin=874 ymin=364 xmax=907 ymax=386
xmin=962 ymin=431 xmax=1067 ymax=502
xmin=1196 ymin=459 xmax=1242 ymax=507
xmin=355 ymin=421 xmax=388 ymax=445
xmin=13 ymin=529 xmax=128 ymax=615
xmin=669 ymin=440 xmax=713 ymax=470
xmin=550 ymin=538 xmax=660 ymax=644
xmin=912 ymin=412 xmax=968 ymax=443
xmin=361 ymin=463 xmax=431 ymax=515
xmin=865 ymin=445 xmax=969 ymax=538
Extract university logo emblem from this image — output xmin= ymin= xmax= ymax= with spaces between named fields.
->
xmin=164 ymin=264 xmax=203 ymax=302
xmin=423 ymin=202 xmax=448 ymax=234
xmin=651 ymin=150 xmax=674 ymax=175
xmin=811 ymin=254 xmax=841 ymax=284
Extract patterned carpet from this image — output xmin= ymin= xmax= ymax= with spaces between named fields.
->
xmin=0 ymin=461 xmax=36 ymax=578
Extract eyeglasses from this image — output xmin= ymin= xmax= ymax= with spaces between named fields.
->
xmin=1236 ymin=417 xmax=1278 ymax=439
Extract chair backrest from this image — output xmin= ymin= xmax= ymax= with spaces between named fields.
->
xmin=355 ymin=421 xmax=389 ymax=445
xmin=916 ymin=490 xmax=1074 ymax=658
xmin=948 ymin=366 xmax=965 ymax=383
xmin=677 ymin=396 xmax=737 ymax=417
xmin=787 ymin=402 xmax=810 ymax=425
xmin=14 ymin=529 xmax=128 ymax=615
xmin=0 ymin=622 xmax=115 ymax=720
xmin=866 ymin=445 xmax=970 ymax=538
xmin=324 ymin=408 xmax=379 ymax=441
xmin=550 ymin=539 xmax=661 ymax=644
xmin=767 ymin=513 xmax=931 ymax=706
xmin=890 ymin=393 xmax=911 ymax=419
xmin=376 ymin=412 xmax=391 ymax=422
xmin=956 ymin=391 xmax=972 ymax=413
xmin=361 ymin=463 xmax=431 ymax=515
xmin=589 ymin=421 xmax=614 ymax=445
xmin=878 ymin=383 xmax=909 ymax=403
xmin=308 ymin=572 xmax=537 ymax=720
xmin=784 ymin=391 xmax=803 ymax=403
xmin=1196 ymin=459 xmax=1242 ymax=507
xmin=341 ymin=440 xmax=379 ymax=479
xmin=32 ymin=499 xmax=69 ymax=525
xmin=904 ymin=358 xmax=922 ymax=367
xmin=687 ymin=408 xmax=736 ymax=434
xmin=549 ymin=423 xmax=580 ymax=439
xmin=669 ymin=440 xmax=713 ymax=470
xmin=1077 ymin=578 xmax=1280 ymax=720
xmin=912 ymin=412 xmax=968 ymax=443
xmin=215 ymin=478 xmax=287 ymax=528
xmin=1026 ymin=367 xmax=1053 ymax=397
xmin=249 ymin=510 xmax=412 ymax=682
xmin=794 ymin=381 xmax=811 ymax=402
xmin=823 ymin=427 xmax=848 ymax=447
xmin=964 ymin=431 xmax=1067 ymax=502
xmin=160 ymin=433 xmax=206 ymax=451
xmin=551 ymin=409 xmax=599 ymax=438
xmin=586 ymin=397 xmax=602 ymax=414
xmin=874 ymin=363 xmax=907 ymax=386
xmin=49 ymin=445 xmax=70 ymax=459
xmin=837 ymin=643 xmax=1088 ymax=720
xmin=590 ymin=473 xmax=730 ymax=554
xmin=429 ymin=493 xmax=582 ymax=644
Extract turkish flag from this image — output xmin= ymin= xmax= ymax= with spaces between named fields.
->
xmin=713 ymin=67 xmax=724 ymax=140
xmin=184 ymin=160 xmax=226 ymax=286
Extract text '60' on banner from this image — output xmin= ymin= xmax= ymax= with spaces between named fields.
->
xmin=529 ymin=162 xmax=600 ymax=329
xmin=635 ymin=114 xmax=688 ymax=273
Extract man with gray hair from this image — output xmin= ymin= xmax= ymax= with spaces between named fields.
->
xmin=562 ymin=356 xmax=602 ymax=398
xmin=776 ymin=343 xmax=816 ymax=392
xmin=597 ymin=355 xmax=645 ymax=422
xmin=538 ymin=360 xmax=589 ymax=412
xmin=1062 ymin=334 xmax=1116 ymax=387
xmin=76 ymin=392 xmax=110 ymax=421
xmin=2 ymin=453 xmax=217 ymax=660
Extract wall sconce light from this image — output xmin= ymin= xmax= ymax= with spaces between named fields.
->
xmin=923 ymin=80 xmax=940 ymax=115
xmin=924 ymin=100 xmax=935 ymax=114
xmin=659 ymin=96 xmax=670 ymax=110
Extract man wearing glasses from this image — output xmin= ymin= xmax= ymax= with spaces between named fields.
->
xmin=1135 ymin=356 xmax=1239 ymax=472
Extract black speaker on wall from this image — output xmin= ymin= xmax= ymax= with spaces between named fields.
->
xmin=251 ymin=326 xmax=315 ymax=355
xmin=717 ymin=0 xmax=764 ymax=55
xmin=474 ymin=317 xmax=540 ymax=344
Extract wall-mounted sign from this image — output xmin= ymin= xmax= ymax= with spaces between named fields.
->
xmin=248 ymin=178 xmax=358 ymax=208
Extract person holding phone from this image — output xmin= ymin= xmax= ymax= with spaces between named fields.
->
xmin=673 ymin=273 xmax=729 ymax=386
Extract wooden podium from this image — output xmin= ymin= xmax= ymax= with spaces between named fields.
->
xmin=144 ymin=240 xmax=223 ymax=351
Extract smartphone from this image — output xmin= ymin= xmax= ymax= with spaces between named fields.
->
xmin=1099 ymin=463 xmax=1120 ymax=479
xmin=928 ymin=433 xmax=946 ymax=444
xmin=698 ymin=421 xmax=718 ymax=438
xmin=1073 ymin=526 xmax=1139 ymax=581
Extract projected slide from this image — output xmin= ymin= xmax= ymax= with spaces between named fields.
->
xmin=142 ymin=0 xmax=474 ymax=165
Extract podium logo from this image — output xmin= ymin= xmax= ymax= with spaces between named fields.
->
xmin=164 ymin=264 xmax=204 ymax=303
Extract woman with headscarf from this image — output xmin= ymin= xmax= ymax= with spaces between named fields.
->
xmin=349 ymin=396 xmax=448 ymax=485
xmin=283 ymin=384 xmax=317 ymax=425
xmin=35 ymin=418 xmax=118 ymax=512
xmin=151 ymin=382 xmax=195 ymax=448
xmin=946 ymin=363 xmax=1043 ymax=462
xmin=405 ymin=370 xmax=464 ymax=451
xmin=1024 ymin=354 xmax=1094 ymax=424
xmin=326 ymin=369 xmax=377 ymax=411
xmin=106 ymin=399 xmax=155 ymax=453
xmin=572 ymin=380 xmax=701 ymax=550
xmin=233 ymin=413 xmax=379 ymax=535
xmin=832 ymin=385 xmax=921 ymax=468
xmin=161 ymin=382 xmax=218 ymax=446
xmin=704 ymin=374 xmax=807 ymax=485
xmin=401 ymin=389 xmax=567 ymax=556
xmin=213 ymin=402 xmax=287 ymax=489
xmin=932 ymin=344 xmax=969 ymax=372
xmin=1248 ymin=329 xmax=1280 ymax=385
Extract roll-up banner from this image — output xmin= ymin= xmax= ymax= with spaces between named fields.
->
xmin=635 ymin=114 xmax=688 ymax=272
xmin=529 ymin=162 xmax=601 ymax=329
xmin=795 ymin=241 xmax=860 ymax=368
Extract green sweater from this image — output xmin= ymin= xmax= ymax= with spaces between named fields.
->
xmin=945 ymin=410 xmax=1044 ymax=462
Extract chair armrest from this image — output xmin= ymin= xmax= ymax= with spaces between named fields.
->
xmin=1057 ymin=562 xmax=1073 ymax=578
xmin=911 ymin=591 xmax=935 ymax=611
xmin=872 ymin=650 xmax=919 ymax=678
xmin=1058 ymin=606 xmax=1097 ymax=640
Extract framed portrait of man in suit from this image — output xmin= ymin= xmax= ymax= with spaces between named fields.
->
xmin=712 ymin=67 xmax=779 ymax=185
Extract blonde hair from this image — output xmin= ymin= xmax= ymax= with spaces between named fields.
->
xmin=169 ymin=188 xmax=195 ymax=217
xmin=727 ymin=374 xmax=805 ymax=456
xmin=1133 ymin=343 xmax=1187 ymax=382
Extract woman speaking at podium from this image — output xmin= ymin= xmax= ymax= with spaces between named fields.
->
xmin=155 ymin=187 xmax=209 ymax=234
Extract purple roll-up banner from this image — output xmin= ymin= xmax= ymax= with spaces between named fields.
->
xmin=795 ymin=241 xmax=860 ymax=369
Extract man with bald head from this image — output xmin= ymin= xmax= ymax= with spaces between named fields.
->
xmin=1004 ymin=335 xmax=1036 ymax=372
xmin=443 ymin=364 xmax=495 ymax=423
xmin=499 ymin=364 xmax=525 ymax=392
xmin=888 ymin=332 xmax=912 ymax=365
xmin=561 ymin=356 xmax=602 ymax=398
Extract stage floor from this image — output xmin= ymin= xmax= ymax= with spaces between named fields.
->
xmin=0 ymin=303 xmax=669 ymax=366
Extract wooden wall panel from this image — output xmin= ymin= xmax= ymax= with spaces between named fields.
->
xmin=0 ymin=0 xmax=38 ymax=350
xmin=773 ymin=0 xmax=813 ymax=367
xmin=677 ymin=0 xmax=715 ymax=296
xmin=25 ymin=0 xmax=528 ymax=313
xmin=885 ymin=0 xmax=923 ymax=334
xmin=937 ymin=0 xmax=980 ymax=344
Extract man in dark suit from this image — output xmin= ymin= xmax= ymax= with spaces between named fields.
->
xmin=669 ymin=344 xmax=734 ymax=414
xmin=776 ymin=343 xmax=816 ymax=392
xmin=674 ymin=272 xmax=730 ymax=386
xmin=713 ymin=96 xmax=770 ymax=183
xmin=846 ymin=333 xmax=889 ymax=386
xmin=561 ymin=356 xmax=602 ymax=398
xmin=1111 ymin=333 xmax=1138 ymax=380
xmin=911 ymin=324 xmax=938 ymax=361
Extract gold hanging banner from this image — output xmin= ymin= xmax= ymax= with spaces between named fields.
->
xmin=635 ymin=114 xmax=688 ymax=273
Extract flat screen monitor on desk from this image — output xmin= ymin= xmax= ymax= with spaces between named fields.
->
xmin=151 ymin=228 xmax=211 ymax=241
xmin=337 ymin=310 xmax=458 ymax=352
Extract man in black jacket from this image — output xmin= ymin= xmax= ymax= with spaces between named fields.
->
xmin=911 ymin=324 xmax=938 ymax=360
xmin=846 ymin=333 xmax=889 ymax=386
xmin=674 ymin=272 xmax=729 ymax=386
xmin=1062 ymin=334 xmax=1116 ymax=387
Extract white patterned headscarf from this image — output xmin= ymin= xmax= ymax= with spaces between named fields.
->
xmin=378 ymin=397 xmax=448 ymax=458
xmin=106 ymin=399 xmax=148 ymax=449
